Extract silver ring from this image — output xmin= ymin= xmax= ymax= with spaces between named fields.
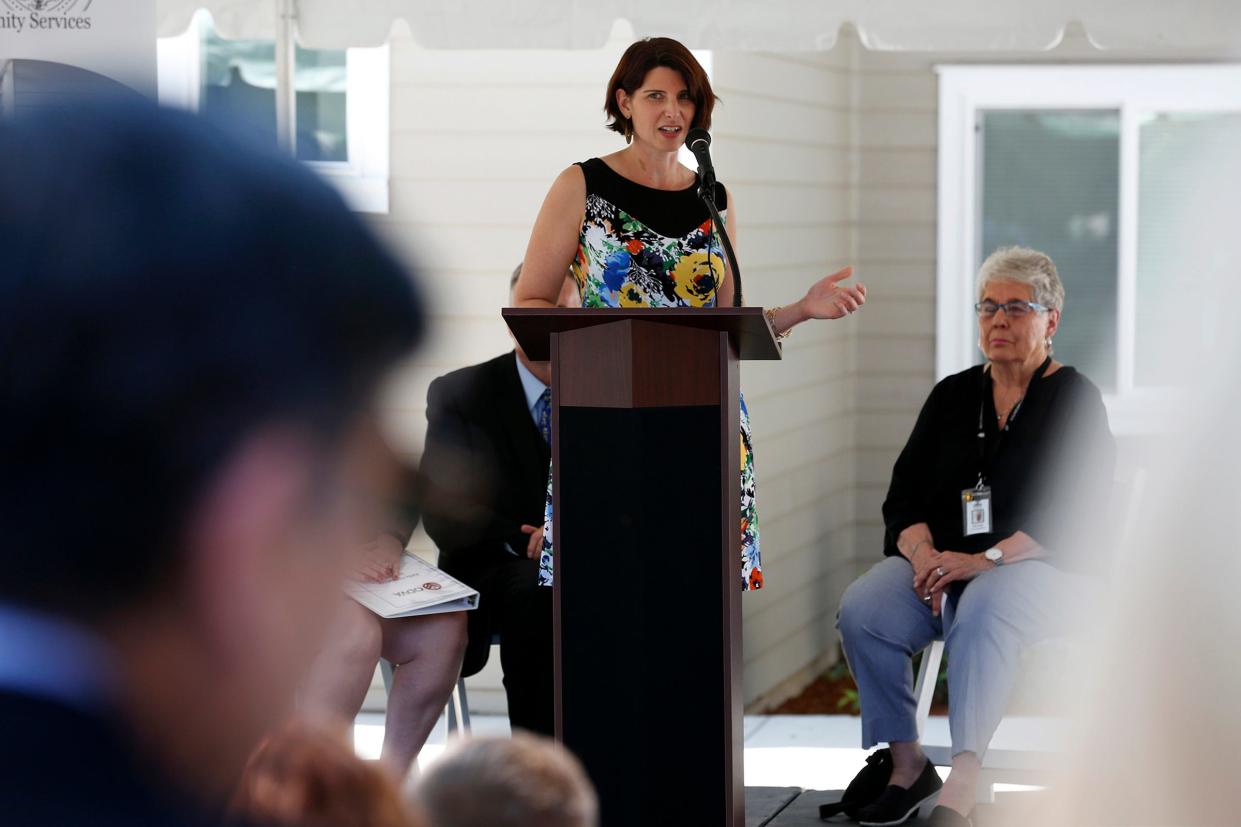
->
xmin=922 ymin=594 xmax=932 ymax=602
xmin=936 ymin=567 xmax=945 ymax=577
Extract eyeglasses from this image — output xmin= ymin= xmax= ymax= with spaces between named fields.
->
xmin=974 ymin=300 xmax=1049 ymax=319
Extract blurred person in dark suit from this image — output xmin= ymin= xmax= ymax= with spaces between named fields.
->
xmin=0 ymin=101 xmax=423 ymax=826
xmin=417 ymin=265 xmax=578 ymax=736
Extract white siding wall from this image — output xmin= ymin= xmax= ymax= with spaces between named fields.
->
xmin=851 ymin=44 xmax=941 ymax=576
xmin=709 ymin=45 xmax=860 ymax=708
xmin=366 ymin=30 xmax=864 ymax=711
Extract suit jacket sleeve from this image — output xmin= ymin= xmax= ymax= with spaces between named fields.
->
xmin=419 ymin=374 xmax=531 ymax=560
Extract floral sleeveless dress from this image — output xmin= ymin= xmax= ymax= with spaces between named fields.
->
xmin=537 ymin=158 xmax=763 ymax=592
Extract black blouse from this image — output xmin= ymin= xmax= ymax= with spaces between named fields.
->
xmin=882 ymin=364 xmax=1115 ymax=568
xmin=576 ymin=157 xmax=727 ymax=238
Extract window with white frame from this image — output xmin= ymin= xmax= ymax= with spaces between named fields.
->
xmin=157 ymin=9 xmax=389 ymax=213
xmin=936 ymin=65 xmax=1241 ymax=432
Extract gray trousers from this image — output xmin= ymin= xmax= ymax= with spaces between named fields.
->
xmin=836 ymin=555 xmax=1082 ymax=759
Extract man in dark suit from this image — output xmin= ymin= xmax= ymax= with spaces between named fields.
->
xmin=0 ymin=102 xmax=423 ymax=825
xmin=419 ymin=266 xmax=578 ymax=737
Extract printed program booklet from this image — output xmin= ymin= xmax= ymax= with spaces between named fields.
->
xmin=346 ymin=552 xmax=480 ymax=618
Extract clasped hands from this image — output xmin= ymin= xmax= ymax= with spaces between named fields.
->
xmin=910 ymin=543 xmax=994 ymax=616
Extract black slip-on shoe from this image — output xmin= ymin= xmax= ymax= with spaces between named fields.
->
xmin=855 ymin=759 xmax=943 ymax=826
xmin=921 ymin=805 xmax=972 ymax=827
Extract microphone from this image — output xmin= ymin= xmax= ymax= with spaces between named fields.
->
xmin=686 ymin=126 xmax=711 ymax=156
xmin=684 ymin=127 xmax=742 ymax=306
xmin=685 ymin=127 xmax=716 ymax=198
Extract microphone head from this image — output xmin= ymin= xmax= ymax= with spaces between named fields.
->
xmin=686 ymin=127 xmax=711 ymax=152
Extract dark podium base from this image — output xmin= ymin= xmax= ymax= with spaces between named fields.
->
xmin=559 ymin=405 xmax=728 ymax=826
xmin=505 ymin=309 xmax=779 ymax=827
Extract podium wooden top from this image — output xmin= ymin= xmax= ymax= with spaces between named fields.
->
xmin=502 ymin=307 xmax=783 ymax=362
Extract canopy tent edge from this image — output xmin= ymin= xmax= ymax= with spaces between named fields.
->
xmin=156 ymin=1 xmax=1241 ymax=54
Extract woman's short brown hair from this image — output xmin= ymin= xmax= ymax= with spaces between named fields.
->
xmin=604 ymin=37 xmax=716 ymax=140
xmin=231 ymin=721 xmax=424 ymax=827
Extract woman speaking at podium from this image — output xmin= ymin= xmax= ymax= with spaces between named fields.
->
xmin=513 ymin=37 xmax=866 ymax=592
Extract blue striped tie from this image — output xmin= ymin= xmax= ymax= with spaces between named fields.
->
xmin=535 ymin=388 xmax=551 ymax=444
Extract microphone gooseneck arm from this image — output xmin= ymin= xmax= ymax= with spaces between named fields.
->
xmin=686 ymin=128 xmax=742 ymax=307
xmin=697 ymin=181 xmax=743 ymax=308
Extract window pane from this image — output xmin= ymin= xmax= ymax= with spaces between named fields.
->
xmin=199 ymin=16 xmax=347 ymax=162
xmin=200 ymin=23 xmax=276 ymax=141
xmin=979 ymin=110 xmax=1120 ymax=391
xmin=1136 ymin=112 xmax=1241 ymax=387
xmin=293 ymin=45 xmax=348 ymax=162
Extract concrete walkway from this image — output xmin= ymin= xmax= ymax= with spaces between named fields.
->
xmin=749 ymin=788 xmax=1038 ymax=826
xmin=356 ymin=713 xmax=1052 ymax=824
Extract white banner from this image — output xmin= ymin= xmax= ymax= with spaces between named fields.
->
xmin=1 ymin=0 xmax=156 ymax=96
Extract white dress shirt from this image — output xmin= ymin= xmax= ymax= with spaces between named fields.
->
xmin=514 ymin=351 xmax=549 ymax=426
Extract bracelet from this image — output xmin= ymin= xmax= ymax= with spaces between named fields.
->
xmin=764 ymin=306 xmax=791 ymax=340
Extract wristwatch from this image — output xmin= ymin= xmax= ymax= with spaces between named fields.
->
xmin=984 ymin=547 xmax=1004 ymax=566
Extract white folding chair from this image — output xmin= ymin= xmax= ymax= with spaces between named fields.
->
xmin=380 ymin=659 xmax=472 ymax=737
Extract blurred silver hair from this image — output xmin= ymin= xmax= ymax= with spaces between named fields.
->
xmin=976 ymin=245 xmax=1065 ymax=312
xmin=415 ymin=735 xmax=598 ymax=827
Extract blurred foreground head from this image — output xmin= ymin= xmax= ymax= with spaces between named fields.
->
xmin=232 ymin=720 xmax=425 ymax=827
xmin=416 ymin=735 xmax=598 ymax=827
xmin=0 ymin=100 xmax=422 ymax=800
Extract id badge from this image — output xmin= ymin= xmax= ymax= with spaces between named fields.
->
xmin=961 ymin=485 xmax=993 ymax=536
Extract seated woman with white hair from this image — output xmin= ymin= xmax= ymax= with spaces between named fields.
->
xmin=835 ymin=246 xmax=1115 ymax=827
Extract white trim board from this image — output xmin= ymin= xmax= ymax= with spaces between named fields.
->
xmin=935 ymin=63 xmax=1241 ymax=433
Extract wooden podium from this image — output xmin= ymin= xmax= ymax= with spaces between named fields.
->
xmin=503 ymin=308 xmax=782 ymax=827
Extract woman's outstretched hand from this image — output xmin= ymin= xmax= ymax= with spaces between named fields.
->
xmin=801 ymin=266 xmax=866 ymax=320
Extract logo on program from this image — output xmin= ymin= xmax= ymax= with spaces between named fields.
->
xmin=422 ymin=582 xmax=443 ymax=591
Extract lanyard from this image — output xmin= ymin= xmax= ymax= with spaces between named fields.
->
xmin=975 ymin=356 xmax=1051 ymax=486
